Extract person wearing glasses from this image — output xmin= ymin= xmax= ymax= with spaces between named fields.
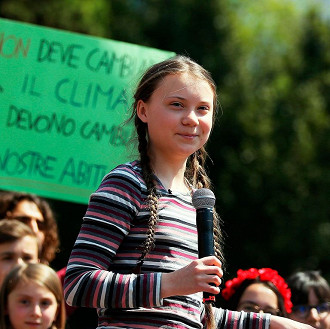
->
xmin=0 ymin=191 xmax=98 ymax=329
xmin=221 ymin=268 xmax=292 ymax=317
xmin=287 ymin=270 xmax=330 ymax=329
xmin=0 ymin=191 xmax=59 ymax=266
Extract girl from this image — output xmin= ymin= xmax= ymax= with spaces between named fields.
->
xmin=221 ymin=268 xmax=292 ymax=317
xmin=64 ymin=55 xmax=313 ymax=329
xmin=0 ymin=263 xmax=66 ymax=329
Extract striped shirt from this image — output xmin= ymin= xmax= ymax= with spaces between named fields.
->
xmin=64 ymin=161 xmax=271 ymax=329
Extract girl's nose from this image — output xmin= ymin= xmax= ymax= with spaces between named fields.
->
xmin=182 ymin=109 xmax=198 ymax=126
xmin=31 ymin=304 xmax=42 ymax=317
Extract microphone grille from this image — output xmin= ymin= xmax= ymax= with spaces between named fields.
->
xmin=192 ymin=188 xmax=216 ymax=209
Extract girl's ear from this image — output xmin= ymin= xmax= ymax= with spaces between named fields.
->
xmin=136 ymin=100 xmax=148 ymax=123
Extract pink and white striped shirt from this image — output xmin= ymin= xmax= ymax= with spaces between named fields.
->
xmin=64 ymin=161 xmax=271 ymax=329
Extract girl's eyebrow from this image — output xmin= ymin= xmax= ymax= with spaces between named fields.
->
xmin=14 ymin=293 xmax=32 ymax=298
xmin=166 ymin=95 xmax=212 ymax=104
xmin=166 ymin=95 xmax=186 ymax=99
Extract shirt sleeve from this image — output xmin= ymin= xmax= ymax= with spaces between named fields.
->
xmin=214 ymin=308 xmax=271 ymax=329
xmin=64 ymin=165 xmax=163 ymax=309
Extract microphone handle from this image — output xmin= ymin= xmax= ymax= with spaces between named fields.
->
xmin=196 ymin=208 xmax=216 ymax=303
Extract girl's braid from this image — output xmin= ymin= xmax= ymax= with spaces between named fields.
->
xmin=187 ymin=149 xmax=225 ymax=329
xmin=187 ymin=149 xmax=225 ymax=267
xmin=133 ymin=118 xmax=159 ymax=273
xmin=129 ymin=55 xmax=222 ymax=327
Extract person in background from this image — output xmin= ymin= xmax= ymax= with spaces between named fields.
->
xmin=0 ymin=191 xmax=59 ymax=265
xmin=0 ymin=191 xmax=98 ymax=329
xmin=0 ymin=219 xmax=39 ymax=288
xmin=64 ymin=55 xmax=312 ymax=329
xmin=0 ymin=262 xmax=66 ymax=329
xmin=287 ymin=270 xmax=330 ymax=329
xmin=221 ymin=268 xmax=292 ymax=317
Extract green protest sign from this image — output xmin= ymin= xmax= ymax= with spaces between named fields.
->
xmin=0 ymin=18 xmax=175 ymax=204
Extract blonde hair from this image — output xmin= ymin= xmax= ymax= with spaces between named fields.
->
xmin=130 ymin=55 xmax=224 ymax=328
xmin=0 ymin=263 xmax=66 ymax=329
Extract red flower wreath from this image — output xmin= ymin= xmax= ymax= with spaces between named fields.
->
xmin=221 ymin=268 xmax=293 ymax=313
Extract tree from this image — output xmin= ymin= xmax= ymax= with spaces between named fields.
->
xmin=1 ymin=0 xmax=329 ymax=282
xmin=207 ymin=2 xmax=330 ymax=281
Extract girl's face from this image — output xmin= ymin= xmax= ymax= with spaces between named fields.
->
xmin=7 ymin=280 xmax=58 ymax=329
xmin=137 ymin=72 xmax=214 ymax=163
xmin=237 ymin=283 xmax=280 ymax=315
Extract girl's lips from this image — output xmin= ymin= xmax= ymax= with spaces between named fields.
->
xmin=177 ymin=133 xmax=198 ymax=138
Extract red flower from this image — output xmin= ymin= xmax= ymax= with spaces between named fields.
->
xmin=221 ymin=268 xmax=293 ymax=313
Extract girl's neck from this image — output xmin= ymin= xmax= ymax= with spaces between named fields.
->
xmin=151 ymin=156 xmax=188 ymax=194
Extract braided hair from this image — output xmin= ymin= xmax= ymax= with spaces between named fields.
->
xmin=130 ymin=55 xmax=224 ymax=328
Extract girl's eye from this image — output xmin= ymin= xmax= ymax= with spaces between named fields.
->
xmin=171 ymin=102 xmax=183 ymax=108
xmin=198 ymin=105 xmax=210 ymax=111
xmin=41 ymin=299 xmax=53 ymax=307
xmin=19 ymin=299 xmax=30 ymax=305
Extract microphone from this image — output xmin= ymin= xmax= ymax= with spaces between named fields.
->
xmin=192 ymin=188 xmax=216 ymax=304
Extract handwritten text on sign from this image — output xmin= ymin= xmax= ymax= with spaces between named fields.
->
xmin=0 ymin=18 xmax=175 ymax=203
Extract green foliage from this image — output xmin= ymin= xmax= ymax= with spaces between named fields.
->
xmin=1 ymin=0 xmax=329 ymax=281
xmin=0 ymin=0 xmax=111 ymax=36
xmin=208 ymin=2 xmax=330 ymax=281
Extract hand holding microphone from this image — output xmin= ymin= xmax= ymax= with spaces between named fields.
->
xmin=160 ymin=188 xmax=222 ymax=300
xmin=192 ymin=188 xmax=222 ymax=304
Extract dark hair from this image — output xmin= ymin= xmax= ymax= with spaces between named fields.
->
xmin=0 ymin=263 xmax=66 ymax=329
xmin=287 ymin=271 xmax=330 ymax=305
xmin=0 ymin=191 xmax=59 ymax=264
xmin=223 ymin=278 xmax=288 ymax=316
xmin=129 ymin=55 xmax=223 ymax=328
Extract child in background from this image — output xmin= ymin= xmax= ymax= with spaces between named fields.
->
xmin=287 ymin=270 xmax=330 ymax=329
xmin=64 ymin=55 xmax=313 ymax=329
xmin=0 ymin=263 xmax=66 ymax=329
xmin=0 ymin=192 xmax=98 ymax=329
xmin=221 ymin=268 xmax=292 ymax=317
xmin=0 ymin=191 xmax=59 ymax=265
xmin=0 ymin=220 xmax=39 ymax=288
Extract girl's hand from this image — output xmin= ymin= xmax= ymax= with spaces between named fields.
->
xmin=270 ymin=316 xmax=315 ymax=329
xmin=160 ymin=256 xmax=222 ymax=298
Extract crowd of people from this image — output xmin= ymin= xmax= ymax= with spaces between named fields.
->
xmin=0 ymin=191 xmax=98 ymax=329
xmin=0 ymin=55 xmax=329 ymax=329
